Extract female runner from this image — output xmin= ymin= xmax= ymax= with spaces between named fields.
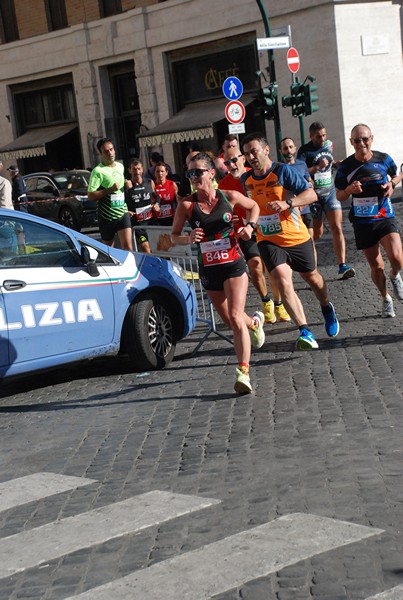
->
xmin=171 ymin=152 xmax=265 ymax=394
xmin=154 ymin=161 xmax=178 ymax=226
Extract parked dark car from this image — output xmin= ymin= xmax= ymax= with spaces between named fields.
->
xmin=23 ymin=170 xmax=98 ymax=231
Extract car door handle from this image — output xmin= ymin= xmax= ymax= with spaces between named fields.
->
xmin=3 ymin=280 xmax=27 ymax=290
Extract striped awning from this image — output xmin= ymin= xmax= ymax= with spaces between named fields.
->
xmin=138 ymin=96 xmax=253 ymax=148
xmin=0 ymin=124 xmax=77 ymax=160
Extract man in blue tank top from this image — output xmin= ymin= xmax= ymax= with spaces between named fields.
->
xmin=335 ymin=123 xmax=402 ymax=318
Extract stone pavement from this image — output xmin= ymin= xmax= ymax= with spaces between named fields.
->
xmin=0 ymin=201 xmax=403 ymax=599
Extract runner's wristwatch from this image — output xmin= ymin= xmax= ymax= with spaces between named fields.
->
xmin=246 ymin=221 xmax=257 ymax=231
xmin=285 ymin=199 xmax=293 ymax=208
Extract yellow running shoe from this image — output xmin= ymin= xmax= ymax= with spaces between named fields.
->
xmin=234 ymin=368 xmax=252 ymax=394
xmin=249 ymin=311 xmax=265 ymax=349
xmin=274 ymin=302 xmax=291 ymax=322
xmin=261 ymin=299 xmax=276 ymax=324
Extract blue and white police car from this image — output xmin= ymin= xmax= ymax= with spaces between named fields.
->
xmin=0 ymin=209 xmax=196 ymax=379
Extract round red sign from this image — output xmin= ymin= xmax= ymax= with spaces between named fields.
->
xmin=287 ymin=47 xmax=300 ymax=74
xmin=225 ymin=100 xmax=246 ymax=124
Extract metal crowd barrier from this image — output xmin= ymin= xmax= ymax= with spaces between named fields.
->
xmin=132 ymin=224 xmax=233 ymax=355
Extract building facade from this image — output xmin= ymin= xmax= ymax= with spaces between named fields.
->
xmin=0 ymin=0 xmax=401 ymax=176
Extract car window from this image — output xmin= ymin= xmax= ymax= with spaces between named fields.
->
xmin=0 ymin=216 xmax=81 ymax=268
xmin=54 ymin=173 xmax=89 ymax=191
xmin=37 ymin=178 xmax=57 ymax=195
xmin=24 ymin=177 xmax=38 ymax=193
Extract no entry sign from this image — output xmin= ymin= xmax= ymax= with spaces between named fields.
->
xmin=287 ymin=47 xmax=300 ymax=74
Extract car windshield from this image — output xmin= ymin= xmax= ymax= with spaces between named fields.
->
xmin=53 ymin=172 xmax=90 ymax=191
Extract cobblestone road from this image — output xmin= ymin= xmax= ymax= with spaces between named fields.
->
xmin=0 ymin=200 xmax=402 ymax=600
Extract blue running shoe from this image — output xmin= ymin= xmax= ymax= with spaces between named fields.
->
xmin=296 ymin=328 xmax=318 ymax=350
xmin=337 ymin=264 xmax=355 ymax=280
xmin=322 ymin=302 xmax=339 ymax=337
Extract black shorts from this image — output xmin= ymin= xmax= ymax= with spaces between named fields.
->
xmin=134 ymin=228 xmax=149 ymax=245
xmin=98 ymin=213 xmax=131 ymax=243
xmin=199 ymin=257 xmax=247 ymax=291
xmin=258 ymin=238 xmax=316 ymax=273
xmin=130 ymin=217 xmax=155 ymax=245
xmin=353 ymin=218 xmax=400 ymax=250
xmin=238 ymin=235 xmax=260 ymax=262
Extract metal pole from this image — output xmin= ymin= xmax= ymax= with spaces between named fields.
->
xmin=255 ymin=0 xmax=282 ymax=160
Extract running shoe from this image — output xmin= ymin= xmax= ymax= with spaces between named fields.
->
xmin=274 ymin=302 xmax=291 ymax=322
xmin=234 ymin=368 xmax=253 ymax=395
xmin=262 ymin=299 xmax=276 ymax=323
xmin=390 ymin=273 xmax=403 ymax=301
xmin=382 ymin=295 xmax=395 ymax=318
xmin=296 ymin=328 xmax=318 ymax=350
xmin=249 ymin=310 xmax=265 ymax=349
xmin=322 ymin=302 xmax=340 ymax=337
xmin=337 ymin=264 xmax=356 ymax=280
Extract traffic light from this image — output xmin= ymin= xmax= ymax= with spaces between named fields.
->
xmin=303 ymin=83 xmax=319 ymax=115
xmin=290 ymin=82 xmax=305 ymax=117
xmin=281 ymin=83 xmax=305 ymax=117
xmin=256 ymin=84 xmax=278 ymax=120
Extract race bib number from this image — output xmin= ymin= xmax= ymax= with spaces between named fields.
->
xmin=110 ymin=192 xmax=125 ymax=208
xmin=136 ymin=204 xmax=153 ymax=221
xmin=200 ymin=237 xmax=235 ymax=266
xmin=258 ymin=213 xmax=283 ymax=237
xmin=159 ymin=203 xmax=174 ymax=219
xmin=353 ymin=197 xmax=378 ymax=217
xmin=314 ymin=171 xmax=332 ymax=188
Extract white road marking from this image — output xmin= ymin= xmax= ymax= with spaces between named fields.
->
xmin=0 ymin=473 xmax=96 ymax=512
xmin=64 ymin=513 xmax=383 ymax=600
xmin=366 ymin=584 xmax=403 ymax=599
xmin=0 ymin=490 xmax=219 ymax=579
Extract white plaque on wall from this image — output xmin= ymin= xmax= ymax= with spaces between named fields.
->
xmin=361 ymin=35 xmax=389 ymax=56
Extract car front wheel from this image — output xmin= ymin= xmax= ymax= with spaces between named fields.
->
xmin=123 ymin=293 xmax=177 ymax=371
xmin=59 ymin=206 xmax=80 ymax=231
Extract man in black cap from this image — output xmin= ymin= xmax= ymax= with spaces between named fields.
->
xmin=7 ymin=165 xmax=28 ymax=212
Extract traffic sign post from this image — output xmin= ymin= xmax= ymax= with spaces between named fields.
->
xmin=222 ymin=77 xmax=243 ymax=101
xmin=225 ymin=100 xmax=246 ymax=125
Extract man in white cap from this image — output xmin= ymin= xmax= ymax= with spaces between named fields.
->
xmin=7 ymin=164 xmax=27 ymax=211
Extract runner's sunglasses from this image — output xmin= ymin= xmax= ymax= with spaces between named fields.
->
xmin=223 ymin=155 xmax=243 ymax=166
xmin=186 ymin=168 xmax=210 ymax=178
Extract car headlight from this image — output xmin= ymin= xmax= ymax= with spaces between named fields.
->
xmin=76 ymin=195 xmax=88 ymax=203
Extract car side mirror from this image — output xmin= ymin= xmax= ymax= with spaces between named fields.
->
xmin=81 ymin=245 xmax=99 ymax=277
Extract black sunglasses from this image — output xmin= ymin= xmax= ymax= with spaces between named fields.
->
xmin=223 ymin=155 xmax=243 ymax=167
xmin=352 ymin=136 xmax=371 ymax=144
xmin=186 ymin=168 xmax=209 ymax=179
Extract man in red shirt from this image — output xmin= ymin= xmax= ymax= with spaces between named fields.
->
xmin=218 ymin=147 xmax=290 ymax=324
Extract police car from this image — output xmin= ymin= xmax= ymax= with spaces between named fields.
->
xmin=0 ymin=209 xmax=196 ymax=379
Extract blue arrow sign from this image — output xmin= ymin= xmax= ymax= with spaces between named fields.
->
xmin=222 ymin=76 xmax=243 ymax=101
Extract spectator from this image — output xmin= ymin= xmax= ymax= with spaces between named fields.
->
xmin=146 ymin=151 xmax=173 ymax=181
xmin=6 ymin=165 xmax=28 ymax=212
xmin=0 ymin=171 xmax=13 ymax=210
